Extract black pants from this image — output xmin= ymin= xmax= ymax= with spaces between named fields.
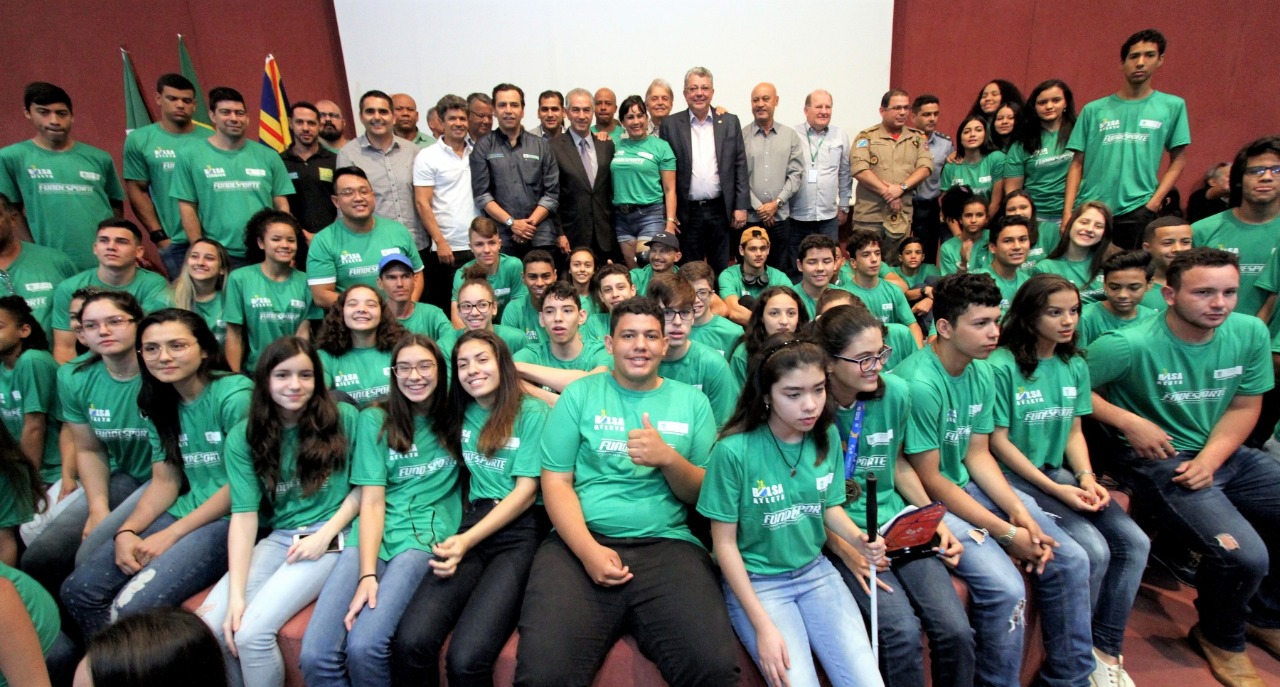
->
xmin=420 ymin=248 xmax=473 ymax=312
xmin=912 ymin=196 xmax=943 ymax=265
xmin=513 ymin=532 xmax=738 ymax=687
xmin=762 ymin=217 xmax=793 ymax=278
xmin=679 ymin=198 xmax=732 ymax=273
xmin=1111 ymin=206 xmax=1157 ymax=251
xmin=390 ymin=504 xmax=539 ymax=687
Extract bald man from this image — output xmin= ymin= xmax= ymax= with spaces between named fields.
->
xmin=316 ymin=99 xmax=350 ymax=150
xmin=742 ymin=82 xmax=803 ymax=277
xmin=791 ymin=89 xmax=852 ymax=250
xmin=590 ymin=87 xmax=622 ymax=143
xmin=392 ymin=93 xmax=435 ymax=145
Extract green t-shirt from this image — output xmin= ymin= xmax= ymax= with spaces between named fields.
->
xmin=1033 ymin=257 xmax=1104 ymax=303
xmin=319 ymin=347 xmax=392 ymax=408
xmin=1077 ymin=301 xmax=1157 ymax=347
xmin=698 ymin=424 xmax=843 ymax=575
xmin=580 ymin=312 xmax=611 ymax=347
xmin=0 ymin=350 xmax=61 ymax=482
xmin=1253 ymin=248 xmax=1280 ymax=337
xmin=123 ymin=123 xmax=201 ymax=242
xmin=461 ymin=395 xmax=548 ymax=501
xmin=437 ymin=324 xmax=527 ymax=360
xmin=0 ymin=562 xmax=59 ymax=674
xmin=0 ymin=140 xmax=126 ymax=270
xmin=51 ymin=268 xmax=172 ymax=332
xmin=450 ymin=254 xmax=527 ymax=313
xmin=224 ymin=264 xmax=313 ymax=372
xmin=151 ymin=375 xmax=252 ymax=519
xmin=51 ymin=351 xmax=91 ymax=423
xmin=1088 ymin=312 xmax=1272 ymax=452
xmin=1192 ymin=209 xmax=1279 ymax=318
xmin=729 ymin=341 xmax=749 ymax=389
xmin=989 ymin=348 xmax=1091 ymax=470
xmin=307 ymin=216 xmax=423 ymax=292
xmin=1066 ymin=91 xmax=1191 ymax=215
xmin=973 ymin=267 xmax=1030 ymax=315
xmin=1025 ymin=220 xmax=1062 ymax=271
xmin=350 ymin=407 xmax=461 ymax=559
xmin=591 ymin=124 xmax=625 ymax=144
xmin=168 ymin=139 xmax=295 ymax=257
xmin=192 ymin=292 xmax=226 ymax=346
xmin=845 ymin=277 xmax=916 ymax=326
xmin=895 ymin=346 xmax=995 ymax=488
xmin=226 ymin=402 xmax=359 ymax=529
xmin=1141 ymin=284 xmax=1169 ymax=313
xmin=1003 ymin=131 xmax=1073 ymax=216
xmin=718 ymin=264 xmax=791 ymax=302
xmin=939 ymin=151 xmax=1006 ymax=200
xmin=398 ymin=303 xmax=454 ymax=342
xmin=513 ymin=338 xmax=610 ymax=372
xmin=542 ymin=373 xmax=716 ymax=544
xmin=835 ymin=373 xmax=909 ymax=530
xmin=630 ymin=264 xmax=678 ymax=297
xmin=58 ymin=360 xmax=152 ymax=481
xmin=887 ymin=263 xmax=940 ymax=289
xmin=0 ymin=468 xmax=35 ymax=529
xmin=658 ymin=341 xmax=737 ymax=427
xmin=3 ymin=242 xmax=77 ymax=336
xmin=611 ymin=135 xmax=677 ymax=206
xmin=690 ymin=315 xmax=744 ymax=358
xmin=939 ymin=233 xmax=992 ymax=276
xmin=884 ymin=323 xmax=919 ymax=373
xmin=499 ymin=293 xmax=543 ymax=345
xmin=795 ymin=282 xmax=849 ymax=320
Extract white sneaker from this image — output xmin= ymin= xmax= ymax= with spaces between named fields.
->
xmin=1089 ymin=649 xmax=1135 ymax=687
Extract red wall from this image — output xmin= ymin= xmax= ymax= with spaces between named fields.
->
xmin=0 ymin=0 xmax=351 ymax=175
xmin=891 ymin=0 xmax=1280 ymax=204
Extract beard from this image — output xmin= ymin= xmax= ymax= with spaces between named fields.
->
xmin=318 ymin=125 xmax=343 ymax=142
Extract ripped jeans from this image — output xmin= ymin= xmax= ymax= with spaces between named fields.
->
xmin=61 ymin=513 xmax=229 ymax=639
xmin=947 ymin=482 xmax=1096 ymax=687
xmin=1115 ymin=447 xmax=1280 ymax=652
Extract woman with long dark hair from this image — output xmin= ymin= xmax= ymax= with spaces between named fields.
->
xmin=391 ymin=329 xmax=548 ymax=686
xmin=698 ymin=335 xmax=885 ymax=687
xmin=966 ymin=79 xmax=1024 ymax=123
xmin=316 ymin=284 xmax=407 ymax=408
xmin=198 ymin=337 xmax=361 ymax=687
xmin=301 ymin=334 xmax=461 ymax=686
xmin=939 ymin=115 xmax=1005 ymax=217
xmin=0 ymin=297 xmax=59 ymax=513
xmin=1004 ymin=80 xmax=1077 ymax=224
xmin=812 ymin=304 xmax=972 ymax=687
xmin=997 ymin=190 xmax=1061 ymax=271
xmin=225 ymin=210 xmax=313 ymax=373
xmin=74 ymin=607 xmax=228 ymax=687
xmin=728 ymin=285 xmax=810 ymax=387
xmin=989 ymin=274 xmax=1148 ymax=686
xmin=62 ymin=309 xmax=251 ymax=639
xmin=1034 ymin=201 xmax=1117 ymax=303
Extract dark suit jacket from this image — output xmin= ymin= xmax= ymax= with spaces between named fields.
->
xmin=659 ymin=109 xmax=749 ymax=223
xmin=551 ymin=132 xmax=616 ymax=253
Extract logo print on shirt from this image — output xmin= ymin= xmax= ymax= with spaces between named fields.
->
xmin=1156 ymin=369 xmax=1184 ymax=386
xmin=593 ymin=409 xmax=625 ymax=431
xmin=752 ymin=480 xmax=785 ymax=504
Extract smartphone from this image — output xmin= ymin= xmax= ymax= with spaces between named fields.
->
xmin=292 ymin=531 xmax=344 ymax=553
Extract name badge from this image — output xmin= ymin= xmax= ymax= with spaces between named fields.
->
xmin=807 ymin=169 xmax=819 ymax=183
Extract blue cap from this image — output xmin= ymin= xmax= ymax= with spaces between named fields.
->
xmin=378 ymin=253 xmax=414 ymax=274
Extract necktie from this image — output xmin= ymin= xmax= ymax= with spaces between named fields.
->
xmin=579 ymin=138 xmax=596 ymax=187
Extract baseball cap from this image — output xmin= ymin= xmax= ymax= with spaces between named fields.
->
xmin=740 ymin=226 xmax=770 ymax=246
xmin=648 ymin=232 xmax=680 ymax=251
xmin=378 ymin=253 xmax=414 ymax=275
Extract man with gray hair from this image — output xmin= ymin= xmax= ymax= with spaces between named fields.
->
xmin=646 ymin=79 xmax=675 ymax=137
xmin=552 ymin=87 xmax=616 ymax=262
xmin=659 ymin=67 xmax=748 ymax=273
xmin=791 ymin=89 xmax=852 ymax=249
xmin=465 ymin=92 xmax=493 ymax=146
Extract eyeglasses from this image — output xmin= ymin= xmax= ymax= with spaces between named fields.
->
xmin=80 ymin=316 xmax=135 ymax=332
xmin=335 ymin=187 xmax=374 ymax=198
xmin=409 ymin=498 xmax=439 ymax=547
xmin=140 ymin=340 xmax=195 ymax=360
xmin=662 ymin=307 xmax=694 ymax=322
xmin=1244 ymin=165 xmax=1280 ymax=177
xmin=831 ymin=347 xmax=893 ymax=372
xmin=694 ymin=288 xmax=713 ymax=300
xmin=393 ymin=361 xmax=437 ymax=378
xmin=459 ymin=301 xmax=493 ymax=314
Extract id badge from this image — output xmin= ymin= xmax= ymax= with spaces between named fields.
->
xmin=807 ymin=168 xmax=819 ymax=183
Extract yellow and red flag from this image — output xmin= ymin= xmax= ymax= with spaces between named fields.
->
xmin=258 ymin=54 xmax=291 ymax=152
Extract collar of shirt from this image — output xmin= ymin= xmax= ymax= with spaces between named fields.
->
xmin=805 ymin=124 xmax=829 ymax=137
xmin=357 ymin=133 xmax=406 ymax=153
xmin=434 ymin=136 xmax=471 ymax=159
xmin=749 ymin=121 xmax=777 ymax=137
xmin=569 ymin=130 xmax=592 ymax=148
xmin=280 ymin=146 xmax=336 ymax=163
xmin=689 ymin=110 xmax=714 ymax=126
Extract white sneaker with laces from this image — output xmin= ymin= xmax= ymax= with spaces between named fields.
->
xmin=1089 ymin=648 xmax=1135 ymax=687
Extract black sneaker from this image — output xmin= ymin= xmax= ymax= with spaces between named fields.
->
xmin=1152 ymin=545 xmax=1200 ymax=587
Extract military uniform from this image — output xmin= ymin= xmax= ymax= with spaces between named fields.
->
xmin=850 ymin=123 xmax=933 ymax=263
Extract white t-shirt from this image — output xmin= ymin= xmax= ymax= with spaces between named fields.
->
xmin=412 ymin=139 xmax=479 ymax=251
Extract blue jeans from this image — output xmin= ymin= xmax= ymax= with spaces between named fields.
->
xmin=614 ymin=202 xmax=666 ymax=243
xmin=197 ymin=523 xmax=346 ymax=687
xmin=1113 ymin=447 xmax=1280 ymax=651
xmin=828 ymin=548 xmax=975 ymax=687
xmin=1005 ymin=467 xmax=1150 ymax=656
xmin=393 ymin=505 xmax=539 ymax=687
xmin=20 ymin=474 xmax=145 ymax=604
xmin=300 ymin=546 xmax=433 ymax=687
xmin=963 ymin=483 xmax=1094 ymax=687
xmin=61 ymin=512 xmax=230 ymax=639
xmin=160 ymin=240 xmax=189 ymax=281
xmin=725 ymin=556 xmax=881 ymax=687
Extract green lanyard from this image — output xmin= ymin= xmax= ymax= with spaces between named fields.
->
xmin=807 ymin=128 xmax=828 ymax=165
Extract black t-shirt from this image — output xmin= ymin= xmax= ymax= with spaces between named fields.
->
xmin=280 ymin=147 xmax=338 ymax=233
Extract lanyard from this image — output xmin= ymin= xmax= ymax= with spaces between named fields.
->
xmin=842 ymin=401 xmax=866 ymax=480
xmin=807 ymin=128 xmax=827 ymax=165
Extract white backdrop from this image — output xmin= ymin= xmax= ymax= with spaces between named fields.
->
xmin=333 ymin=0 xmax=895 ymax=137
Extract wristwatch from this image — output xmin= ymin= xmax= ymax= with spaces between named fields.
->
xmin=996 ymin=525 xmax=1018 ymax=548
xmin=899 ymin=183 xmax=909 ymax=192
xmin=505 ymin=217 xmax=515 ymax=227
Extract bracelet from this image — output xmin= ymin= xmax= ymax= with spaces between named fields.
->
xmin=666 ymin=218 xmax=677 ymax=223
xmin=148 ymin=229 xmax=168 ymax=244
xmin=358 ymin=573 xmax=377 ymax=583
xmin=1075 ymin=470 xmax=1096 ymax=481
xmin=996 ymin=525 xmax=1018 ymax=548
xmin=114 ymin=529 xmax=138 ymax=541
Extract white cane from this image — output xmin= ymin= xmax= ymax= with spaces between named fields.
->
xmin=866 ymin=473 xmax=879 ymax=662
